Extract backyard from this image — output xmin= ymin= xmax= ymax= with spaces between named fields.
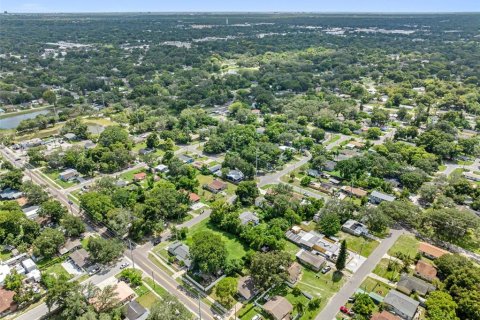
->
xmin=359 ymin=277 xmax=392 ymax=297
xmin=372 ymin=258 xmax=401 ymax=282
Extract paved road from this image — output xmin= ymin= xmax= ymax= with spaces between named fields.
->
xmin=14 ymin=257 xmax=130 ymax=320
xmin=315 ymin=228 xmax=406 ymax=320
xmin=258 ymin=151 xmax=311 ymax=187
xmin=325 ymin=134 xmax=350 ymax=150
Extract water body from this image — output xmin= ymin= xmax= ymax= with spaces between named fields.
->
xmin=0 ymin=109 xmax=51 ymax=130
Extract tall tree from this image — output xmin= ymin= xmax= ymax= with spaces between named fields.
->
xmin=250 ymin=251 xmax=292 ymax=291
xmin=336 ymin=240 xmax=347 ymax=271
xmin=190 ymin=231 xmax=227 ymax=274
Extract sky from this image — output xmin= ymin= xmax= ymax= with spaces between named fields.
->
xmin=1 ymin=0 xmax=479 ymax=13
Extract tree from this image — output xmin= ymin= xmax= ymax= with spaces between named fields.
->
xmin=42 ymin=90 xmax=57 ymax=105
xmin=61 ymin=215 xmax=86 ymax=237
xmin=336 ymin=240 xmax=347 ymax=271
xmin=300 ymin=176 xmax=312 ymax=187
xmin=93 ymin=285 xmax=120 ymax=313
xmin=435 ymin=254 xmax=473 ymax=279
xmin=45 ymin=275 xmax=80 ymax=312
xmin=4 ymin=269 xmax=24 ymax=291
xmin=366 ymin=127 xmax=382 ymax=140
xmin=88 ymin=237 xmax=124 ymax=265
xmin=120 ymin=268 xmax=142 ymax=286
xmin=425 ymin=291 xmax=459 ymax=320
xmin=0 ymin=169 xmax=23 ymax=190
xmin=311 ymin=128 xmax=325 ymax=142
xmin=214 ymin=277 xmax=237 ymax=307
xmin=33 ymin=228 xmax=65 ymax=258
xmin=146 ymin=133 xmax=159 ymax=149
xmin=80 ymin=192 xmax=114 ymax=222
xmin=190 ymin=231 xmax=227 ymax=274
xmin=147 ymin=294 xmax=191 ymax=320
xmin=106 ymin=208 xmax=131 ymax=237
xmin=250 ymin=251 xmax=292 ymax=291
xmin=352 ymin=293 xmax=375 ymax=317
xmin=38 ymin=200 xmax=67 ymax=224
xmin=317 ymin=212 xmax=341 ymax=237
xmin=21 ymin=181 xmax=49 ymax=205
xmin=98 ymin=126 xmax=131 ymax=149
xmin=235 ymin=181 xmax=259 ymax=206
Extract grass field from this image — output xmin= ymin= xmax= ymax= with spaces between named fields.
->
xmin=0 ymin=249 xmax=12 ymax=262
xmin=144 ymin=277 xmax=169 ymax=298
xmin=388 ymin=234 xmax=419 ymax=258
xmin=372 ymin=258 xmax=401 ymax=282
xmin=44 ymin=262 xmax=72 ymax=280
xmin=185 ymin=219 xmax=247 ymax=261
xmin=359 ymin=277 xmax=392 ymax=297
xmin=119 ymin=168 xmax=147 ymax=182
xmin=338 ymin=231 xmax=379 ymax=258
xmin=136 ymin=291 xmax=158 ymax=308
xmin=41 ymin=168 xmax=77 ymax=188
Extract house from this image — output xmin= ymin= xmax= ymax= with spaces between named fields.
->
xmin=396 ymin=274 xmax=435 ymax=296
xmin=154 ymin=164 xmax=169 ymax=173
xmin=21 ymin=258 xmax=37 ymax=273
xmin=0 ymin=288 xmax=17 ymax=316
xmin=205 ymin=179 xmax=227 ymax=193
xmin=342 ymin=219 xmax=369 ymax=237
xmin=307 ymin=169 xmax=321 ymax=178
xmin=287 ymin=262 xmax=302 ymax=284
xmin=296 ymin=249 xmax=326 ymax=271
xmin=63 ymin=133 xmax=77 ymax=140
xmin=346 ymin=141 xmax=365 ymax=149
xmin=0 ymin=265 xmax=10 ymax=285
xmin=59 ymin=239 xmax=82 ymax=255
xmin=323 ymin=160 xmax=336 ymax=171
xmin=167 ymin=241 xmax=191 ymax=268
xmin=178 ymin=154 xmax=194 ymax=164
xmin=59 ymin=168 xmax=79 ymax=181
xmin=237 ymin=276 xmax=256 ymax=301
xmin=208 ymin=164 xmax=222 ymax=174
xmin=0 ymin=188 xmax=22 ymax=200
xmin=371 ymin=311 xmax=401 ymax=320
xmin=92 ymin=279 xmax=135 ymax=310
xmin=84 ymin=140 xmax=96 ymax=149
xmin=370 ymin=190 xmax=396 ymax=204
xmin=415 ymin=261 xmax=437 ymax=282
xmin=341 ymin=186 xmax=368 ymax=198
xmin=226 ymin=169 xmax=244 ymax=183
xmin=125 ymin=300 xmax=149 ymax=320
xmin=189 ymin=192 xmax=200 ymax=203
xmin=239 ymin=211 xmax=260 ymax=226
xmin=138 ymin=148 xmax=154 ymax=156
xmin=263 ymin=296 xmax=293 ymax=320
xmin=133 ymin=172 xmax=147 ymax=181
xmin=463 ymin=172 xmax=480 ymax=182
xmin=418 ymin=242 xmax=448 ymax=260
xmin=70 ymin=248 xmax=90 ymax=269
xmin=384 ymin=290 xmax=419 ymax=320
xmin=286 ymin=229 xmax=340 ymax=261
xmin=22 ymin=205 xmax=40 ymax=220
xmin=116 ymin=180 xmax=127 ymax=187
xmin=279 ymin=146 xmax=296 ymax=152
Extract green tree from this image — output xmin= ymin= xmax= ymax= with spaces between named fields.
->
xmin=119 ymin=268 xmax=142 ymax=286
xmin=300 ymin=176 xmax=312 ymax=187
xmin=38 ymin=199 xmax=67 ymax=224
xmin=214 ymin=277 xmax=237 ymax=307
xmin=250 ymin=251 xmax=292 ymax=291
xmin=425 ymin=291 xmax=459 ymax=320
xmin=88 ymin=237 xmax=125 ymax=265
xmin=98 ymin=126 xmax=131 ymax=149
xmin=190 ymin=231 xmax=227 ymax=274
xmin=42 ymin=90 xmax=57 ymax=105
xmin=21 ymin=181 xmax=49 ymax=205
xmin=147 ymin=294 xmax=191 ymax=320
xmin=317 ymin=212 xmax=341 ymax=237
xmin=146 ymin=133 xmax=159 ymax=149
xmin=235 ymin=181 xmax=259 ymax=206
xmin=61 ymin=215 xmax=86 ymax=237
xmin=352 ymin=293 xmax=375 ymax=317
xmin=33 ymin=228 xmax=65 ymax=258
xmin=336 ymin=240 xmax=347 ymax=271
xmin=4 ymin=269 xmax=24 ymax=291
xmin=80 ymin=192 xmax=114 ymax=222
xmin=366 ymin=127 xmax=382 ymax=140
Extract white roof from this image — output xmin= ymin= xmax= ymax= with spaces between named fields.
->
xmin=0 ymin=265 xmax=10 ymax=284
xmin=21 ymin=258 xmax=37 ymax=270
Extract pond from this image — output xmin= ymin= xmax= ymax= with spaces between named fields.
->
xmin=0 ymin=109 xmax=51 ymax=129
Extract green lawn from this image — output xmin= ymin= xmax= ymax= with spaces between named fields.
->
xmin=388 ymin=235 xmax=419 ymax=258
xmin=372 ymin=258 xmax=401 ymax=282
xmin=148 ymin=253 xmax=175 ymax=276
xmin=284 ymin=240 xmax=300 ymax=259
xmin=0 ymin=249 xmax=12 ymax=262
xmin=44 ymin=262 xmax=72 ymax=280
xmin=153 ymin=241 xmax=172 ymax=261
xmin=119 ymin=168 xmax=147 ymax=182
xmin=144 ymin=277 xmax=169 ymax=298
xmin=338 ymin=232 xmax=379 ymax=258
xmin=136 ymin=291 xmax=158 ymax=308
xmin=359 ymin=277 xmax=392 ymax=297
xmin=185 ymin=219 xmax=247 ymax=261
xmin=270 ymin=284 xmax=321 ymax=320
xmin=325 ymin=134 xmax=340 ymax=146
xmin=41 ymin=169 xmax=77 ymax=188
xmin=197 ymin=174 xmax=237 ymax=202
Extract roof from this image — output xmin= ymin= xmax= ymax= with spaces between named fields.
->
xmin=288 ymin=262 xmax=302 ymax=283
xmin=133 ymin=172 xmax=147 ymax=180
xmin=371 ymin=311 xmax=401 ymax=320
xmin=227 ymin=169 xmax=244 ymax=180
xmin=239 ymin=211 xmax=259 ymax=225
xmin=21 ymin=258 xmax=37 ymax=270
xmin=22 ymin=205 xmax=40 ymax=219
xmin=209 ymin=179 xmax=227 ymax=190
xmin=263 ymin=296 xmax=293 ymax=320
xmin=0 ymin=188 xmax=23 ymax=200
xmin=64 ymin=133 xmax=76 ymax=139
xmin=0 ymin=288 xmax=15 ymax=313
xmin=178 ymin=154 xmax=193 ymax=162
xmin=168 ymin=241 xmax=191 ymax=267
xmin=397 ymin=274 xmax=435 ymax=296
xmin=60 ymin=168 xmax=78 ymax=176
xmin=296 ymin=249 xmax=326 ymax=269
xmin=208 ymin=164 xmax=222 ymax=172
xmin=70 ymin=248 xmax=90 ymax=268
xmin=0 ymin=265 xmax=10 ymax=284
xmin=418 ymin=242 xmax=448 ymax=259
xmin=59 ymin=238 xmax=82 ymax=255
xmin=189 ymin=192 xmax=200 ymax=202
xmin=92 ymin=280 xmax=135 ymax=309
xmin=341 ymin=186 xmax=368 ymax=197
xmin=384 ymin=290 xmax=419 ymax=319
xmin=415 ymin=261 xmax=437 ymax=280
xmin=237 ymin=276 xmax=256 ymax=300
xmin=370 ymin=190 xmax=396 ymax=202
xmin=125 ymin=300 xmax=148 ymax=320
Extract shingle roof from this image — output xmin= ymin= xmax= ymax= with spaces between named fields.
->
xmin=371 ymin=311 xmax=401 ymax=320
xmin=237 ymin=276 xmax=256 ymax=300
xmin=263 ymin=296 xmax=293 ymax=320
xmin=397 ymin=274 xmax=435 ymax=296
xmin=415 ymin=261 xmax=437 ymax=280
xmin=418 ymin=242 xmax=448 ymax=259
xmin=384 ymin=290 xmax=419 ymax=319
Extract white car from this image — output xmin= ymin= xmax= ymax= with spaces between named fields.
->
xmin=252 ymin=315 xmax=261 ymax=320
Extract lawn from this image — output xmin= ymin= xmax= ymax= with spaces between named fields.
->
xmin=325 ymin=134 xmax=341 ymax=146
xmin=44 ymin=262 xmax=72 ymax=280
xmin=197 ymin=174 xmax=237 ymax=200
xmin=270 ymin=284 xmax=321 ymax=320
xmin=119 ymin=168 xmax=147 ymax=182
xmin=41 ymin=169 xmax=77 ymax=188
xmin=372 ymin=258 xmax=401 ymax=282
xmin=0 ymin=249 xmax=12 ymax=262
xmin=359 ymin=277 xmax=392 ymax=297
xmin=338 ymin=232 xmax=379 ymax=258
xmin=144 ymin=277 xmax=169 ymax=298
xmin=388 ymin=235 xmax=419 ymax=258
xmin=284 ymin=240 xmax=300 ymax=259
xmin=136 ymin=291 xmax=158 ymax=308
xmin=152 ymin=240 xmax=172 ymax=261
xmin=148 ymin=253 xmax=175 ymax=276
xmin=185 ymin=219 xmax=247 ymax=261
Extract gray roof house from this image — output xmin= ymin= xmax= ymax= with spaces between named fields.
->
xmin=384 ymin=290 xmax=419 ymax=320
xmin=167 ymin=241 xmax=191 ymax=268
xmin=226 ymin=169 xmax=244 ymax=183
xmin=154 ymin=164 xmax=169 ymax=173
xmin=323 ymin=160 xmax=336 ymax=172
xmin=239 ymin=211 xmax=260 ymax=226
xmin=59 ymin=168 xmax=79 ymax=181
xmin=396 ymin=274 xmax=435 ymax=297
xmin=178 ymin=154 xmax=194 ymax=164
xmin=342 ymin=219 xmax=369 ymax=237
xmin=296 ymin=249 xmax=326 ymax=271
xmin=369 ymin=190 xmax=396 ymax=204
xmin=0 ymin=188 xmax=22 ymax=200
xmin=63 ymin=133 xmax=77 ymax=140
xmin=307 ymin=169 xmax=321 ymax=178
xmin=208 ymin=164 xmax=222 ymax=174
xmin=125 ymin=300 xmax=149 ymax=320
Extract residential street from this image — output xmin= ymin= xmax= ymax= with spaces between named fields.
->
xmin=315 ymin=227 xmax=406 ymax=320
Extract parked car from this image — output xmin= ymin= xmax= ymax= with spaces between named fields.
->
xmin=120 ymin=262 xmax=130 ymax=269
xmin=340 ymin=306 xmax=354 ymax=315
xmin=321 ymin=266 xmax=332 ymax=274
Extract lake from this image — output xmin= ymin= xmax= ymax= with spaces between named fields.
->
xmin=0 ymin=110 xmax=51 ymax=130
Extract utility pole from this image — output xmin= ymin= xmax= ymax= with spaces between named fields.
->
xmin=198 ymin=292 xmax=202 ymax=320
xmin=151 ymin=270 xmax=155 ymax=288
xmin=129 ymin=239 xmax=135 ymax=269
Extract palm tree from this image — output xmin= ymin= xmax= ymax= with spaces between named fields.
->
xmin=294 ymin=301 xmax=305 ymax=316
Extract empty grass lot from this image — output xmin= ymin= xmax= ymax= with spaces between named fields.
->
xmin=388 ymin=234 xmax=419 ymax=258
xmin=185 ymin=219 xmax=247 ymax=261
xmin=338 ymin=231 xmax=379 ymax=258
xmin=372 ymin=258 xmax=401 ymax=282
xmin=360 ymin=277 xmax=393 ymax=297
xmin=296 ymin=268 xmax=346 ymax=310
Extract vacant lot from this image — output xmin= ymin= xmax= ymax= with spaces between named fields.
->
xmin=338 ymin=231 xmax=379 ymax=258
xmin=388 ymin=234 xmax=419 ymax=258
